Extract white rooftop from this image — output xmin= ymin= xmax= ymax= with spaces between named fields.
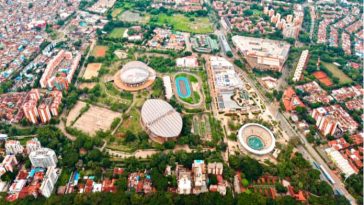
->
xmin=141 ymin=99 xmax=183 ymax=138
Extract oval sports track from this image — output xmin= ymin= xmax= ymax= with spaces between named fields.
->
xmin=175 ymin=76 xmax=192 ymax=98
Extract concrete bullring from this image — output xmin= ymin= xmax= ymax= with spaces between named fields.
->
xmin=237 ymin=123 xmax=275 ymax=155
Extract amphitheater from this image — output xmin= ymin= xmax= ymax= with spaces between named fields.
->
xmin=237 ymin=123 xmax=275 ymax=155
xmin=114 ymin=61 xmax=156 ymax=91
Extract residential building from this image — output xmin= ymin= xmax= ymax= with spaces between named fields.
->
xmin=178 ymin=171 xmax=192 ymax=194
xmin=39 ymin=50 xmax=81 ymax=90
xmin=295 ymin=81 xmax=333 ymax=104
xmin=5 ymin=140 xmax=24 ymax=155
xmin=23 ymin=99 xmax=39 ymax=124
xmin=207 ymin=162 xmax=223 ymax=175
xmin=40 ymin=166 xmax=60 ymax=198
xmin=292 ymin=50 xmax=309 ymax=82
xmin=26 ymin=138 xmax=42 ymax=154
xmin=29 ymin=148 xmax=58 ymax=168
xmin=192 ymin=160 xmax=208 ymax=194
xmin=38 ymin=103 xmax=52 ymax=124
xmin=0 ymin=155 xmax=18 ymax=172
xmin=282 ymin=87 xmax=305 ymax=112
xmin=311 ymin=105 xmax=358 ymax=137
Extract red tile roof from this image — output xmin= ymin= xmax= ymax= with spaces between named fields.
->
xmin=283 ymin=87 xmax=305 ymax=112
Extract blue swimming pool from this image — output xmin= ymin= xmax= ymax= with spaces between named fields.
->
xmin=175 ymin=76 xmax=192 ymax=98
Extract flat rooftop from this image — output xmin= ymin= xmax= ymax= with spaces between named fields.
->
xmin=232 ymin=36 xmax=290 ymax=59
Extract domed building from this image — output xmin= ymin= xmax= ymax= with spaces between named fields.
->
xmin=114 ymin=61 xmax=156 ymax=91
xmin=237 ymin=123 xmax=276 ymax=155
xmin=141 ymin=99 xmax=183 ymax=143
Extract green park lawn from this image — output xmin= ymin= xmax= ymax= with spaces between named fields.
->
xmin=117 ymin=107 xmax=142 ymax=135
xmin=322 ymin=62 xmax=352 ymax=84
xmin=155 ymin=14 xmax=213 ymax=34
xmin=108 ymin=28 xmax=126 ymax=38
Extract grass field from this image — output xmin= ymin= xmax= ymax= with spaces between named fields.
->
xmin=97 ymin=82 xmax=131 ymax=107
xmin=91 ymin=45 xmax=108 ymax=58
xmin=175 ymin=73 xmax=198 ymax=83
xmin=108 ymin=28 xmax=126 ymax=38
xmin=117 ymin=107 xmax=142 ymax=135
xmin=322 ymin=62 xmax=352 ymax=84
xmin=156 ymin=14 xmax=213 ymax=34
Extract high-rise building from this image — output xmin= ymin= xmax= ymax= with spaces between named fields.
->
xmin=50 ymin=91 xmax=62 ymax=116
xmin=312 ymin=105 xmax=358 ymax=137
xmin=28 ymin=89 xmax=40 ymax=101
xmin=26 ymin=138 xmax=42 ymax=154
xmin=23 ymin=99 xmax=38 ymax=124
xmin=38 ymin=103 xmax=51 ymax=124
xmin=5 ymin=140 xmax=24 ymax=155
xmin=29 ymin=148 xmax=57 ymax=168
xmin=40 ymin=166 xmax=60 ymax=198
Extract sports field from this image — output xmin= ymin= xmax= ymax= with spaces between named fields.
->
xmin=119 ymin=10 xmax=150 ymax=24
xmin=176 ymin=76 xmax=192 ymax=98
xmin=322 ymin=62 xmax=352 ymax=84
xmin=67 ymin=101 xmax=121 ymax=136
xmin=108 ymin=28 xmax=126 ymax=38
xmin=174 ymin=73 xmax=201 ymax=104
xmin=111 ymin=8 xmax=122 ymax=18
xmin=156 ymin=14 xmax=213 ymax=34
xmin=83 ymin=63 xmax=102 ymax=79
xmin=91 ymin=45 xmax=108 ymax=58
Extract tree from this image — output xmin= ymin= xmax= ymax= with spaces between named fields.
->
xmin=209 ymin=174 xmax=218 ymax=185
xmin=183 ymin=51 xmax=192 ymax=56
xmin=151 ymin=169 xmax=168 ymax=191
xmin=243 ymin=10 xmax=254 ymax=16
xmin=226 ymin=51 xmax=233 ymax=58
xmin=62 ymin=150 xmax=79 ymax=167
xmin=316 ymin=181 xmax=333 ymax=196
xmin=237 ymin=192 xmax=266 ymax=205
xmin=87 ymin=149 xmax=102 ymax=161
xmin=229 ymin=156 xmax=263 ymax=180
xmin=241 ymin=178 xmax=249 ymax=187
xmin=275 ymin=183 xmax=287 ymax=193
xmin=124 ymin=131 xmax=137 ymax=143
xmin=234 ymin=59 xmax=244 ymax=69
xmin=115 ymin=178 xmax=128 ymax=191
xmin=345 ymin=174 xmax=363 ymax=201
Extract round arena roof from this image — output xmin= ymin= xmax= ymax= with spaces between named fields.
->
xmin=141 ymin=99 xmax=183 ymax=138
xmin=237 ymin=123 xmax=275 ymax=155
xmin=119 ymin=61 xmax=155 ymax=85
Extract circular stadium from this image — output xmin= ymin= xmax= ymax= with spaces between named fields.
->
xmin=141 ymin=99 xmax=183 ymax=143
xmin=114 ymin=61 xmax=156 ymax=91
xmin=237 ymin=123 xmax=275 ymax=155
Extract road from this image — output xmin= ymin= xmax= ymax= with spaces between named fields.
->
xmin=214 ymin=24 xmax=357 ymax=203
xmin=237 ymin=64 xmax=356 ymax=204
